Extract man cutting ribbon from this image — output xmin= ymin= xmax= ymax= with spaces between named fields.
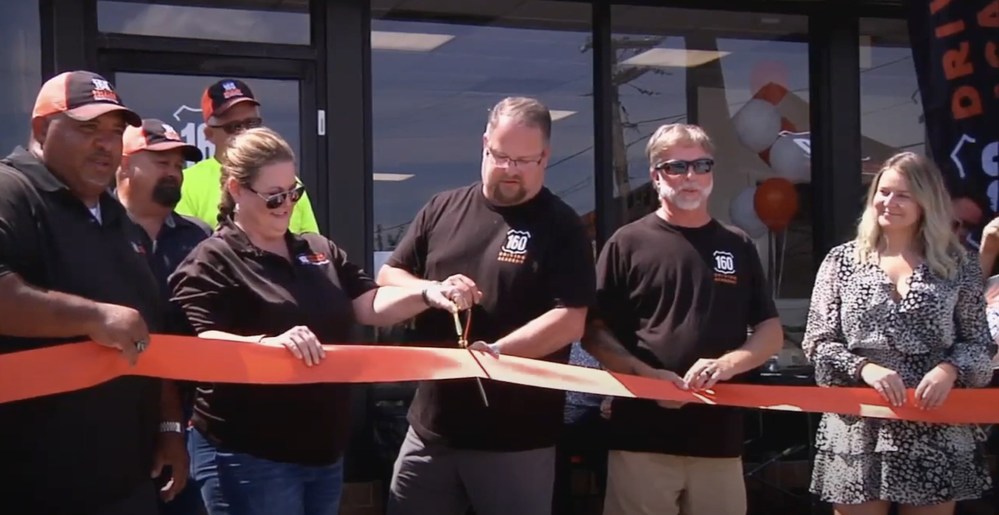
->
xmin=377 ymin=96 xmax=595 ymax=515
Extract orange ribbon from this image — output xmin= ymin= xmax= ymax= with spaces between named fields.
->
xmin=1 ymin=334 xmax=998 ymax=424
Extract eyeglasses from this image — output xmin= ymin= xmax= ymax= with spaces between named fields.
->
xmin=247 ymin=183 xmax=305 ymax=209
xmin=485 ymin=148 xmax=544 ymax=169
xmin=210 ymin=117 xmax=263 ymax=135
xmin=653 ymin=158 xmax=715 ymax=176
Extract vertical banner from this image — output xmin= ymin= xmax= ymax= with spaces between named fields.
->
xmin=906 ymin=0 xmax=999 ymax=245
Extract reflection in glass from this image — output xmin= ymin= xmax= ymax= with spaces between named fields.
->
xmin=371 ymin=3 xmax=594 ymax=258
xmin=610 ymin=6 xmax=813 ymax=301
xmin=111 ymin=73 xmax=301 ymax=175
xmin=859 ymin=18 xmax=926 ymax=189
xmin=97 ymin=0 xmax=309 ymax=45
xmin=0 ymin=0 xmax=40 ymax=153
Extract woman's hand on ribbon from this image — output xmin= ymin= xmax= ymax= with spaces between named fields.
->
xmin=260 ymin=325 xmax=325 ymax=367
xmin=860 ymin=362 xmax=907 ymax=407
xmin=914 ymin=363 xmax=958 ymax=410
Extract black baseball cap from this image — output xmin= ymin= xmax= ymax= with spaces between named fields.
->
xmin=123 ymin=118 xmax=203 ymax=162
xmin=201 ymin=79 xmax=260 ymax=122
xmin=33 ymin=70 xmax=141 ymax=127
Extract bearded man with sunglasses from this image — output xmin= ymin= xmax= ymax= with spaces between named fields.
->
xmin=581 ymin=123 xmax=783 ymax=515
xmin=175 ymin=79 xmax=320 ymax=234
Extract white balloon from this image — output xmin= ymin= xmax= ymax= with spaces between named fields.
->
xmin=731 ymin=99 xmax=781 ymax=153
xmin=729 ymin=186 xmax=767 ymax=239
xmin=770 ymin=132 xmax=811 ymax=184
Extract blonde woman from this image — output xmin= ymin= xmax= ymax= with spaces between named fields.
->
xmin=802 ymin=152 xmax=995 ymax=515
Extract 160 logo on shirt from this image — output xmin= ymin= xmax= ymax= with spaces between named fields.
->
xmin=713 ymin=250 xmax=738 ymax=285
xmin=498 ymin=229 xmax=531 ymax=264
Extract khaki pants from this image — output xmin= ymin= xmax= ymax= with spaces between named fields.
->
xmin=603 ymin=451 xmax=747 ymax=515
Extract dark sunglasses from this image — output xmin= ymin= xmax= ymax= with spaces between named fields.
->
xmin=210 ymin=117 xmax=263 ymax=135
xmin=653 ymin=158 xmax=715 ymax=176
xmin=248 ymin=183 xmax=305 ymax=209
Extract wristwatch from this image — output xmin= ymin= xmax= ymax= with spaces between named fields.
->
xmin=158 ymin=421 xmax=184 ymax=434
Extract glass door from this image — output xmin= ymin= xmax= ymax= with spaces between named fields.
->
xmin=97 ymin=52 xmax=324 ymax=233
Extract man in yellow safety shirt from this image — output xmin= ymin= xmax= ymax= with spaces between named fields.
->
xmin=176 ymin=79 xmax=319 ymax=233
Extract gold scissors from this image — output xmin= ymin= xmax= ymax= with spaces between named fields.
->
xmin=453 ymin=306 xmax=489 ymax=407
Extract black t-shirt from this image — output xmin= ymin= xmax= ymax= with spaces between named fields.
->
xmin=168 ymin=220 xmax=378 ymax=465
xmin=595 ymin=214 xmax=778 ymax=458
xmin=0 ymin=148 xmax=163 ymax=513
xmin=386 ymin=183 xmax=595 ymax=451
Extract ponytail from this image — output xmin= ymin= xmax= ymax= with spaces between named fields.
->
xmin=218 ymin=189 xmax=236 ymax=224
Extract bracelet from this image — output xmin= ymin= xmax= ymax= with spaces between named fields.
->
xmin=421 ymin=281 xmax=441 ymax=306
xmin=159 ymin=421 xmax=184 ymax=434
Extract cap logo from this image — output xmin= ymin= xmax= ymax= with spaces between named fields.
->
xmin=221 ymin=81 xmax=243 ymax=99
xmin=91 ymin=78 xmax=118 ymax=103
xmin=161 ymin=123 xmax=180 ymax=140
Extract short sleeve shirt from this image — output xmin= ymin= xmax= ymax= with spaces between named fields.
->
xmin=0 ymin=147 xmax=163 ymax=512
xmin=594 ymin=214 xmax=778 ymax=457
xmin=386 ymin=183 xmax=596 ymax=451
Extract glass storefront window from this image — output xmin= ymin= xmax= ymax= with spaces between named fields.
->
xmin=110 ymin=73 xmax=302 ymax=168
xmin=0 ymin=0 xmax=41 ymax=153
xmin=859 ymin=18 xmax=926 ymax=184
xmin=610 ymin=6 xmax=814 ymax=301
xmin=97 ymin=0 xmax=310 ymax=45
xmin=370 ymin=1 xmax=594 ymax=269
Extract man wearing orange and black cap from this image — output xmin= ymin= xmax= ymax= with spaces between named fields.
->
xmin=119 ymin=119 xmax=210 ymax=292
xmin=0 ymin=70 xmax=180 ymax=514
xmin=175 ymin=79 xmax=320 ymax=234
xmin=117 ymin=119 xmax=210 ymax=515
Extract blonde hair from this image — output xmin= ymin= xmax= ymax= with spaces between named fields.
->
xmin=486 ymin=97 xmax=551 ymax=142
xmin=645 ymin=123 xmax=715 ymax=164
xmin=217 ymin=127 xmax=296 ymax=223
xmin=853 ymin=152 xmax=965 ymax=279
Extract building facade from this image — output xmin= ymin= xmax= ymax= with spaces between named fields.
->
xmin=3 ymin=0 xmax=926 ymax=504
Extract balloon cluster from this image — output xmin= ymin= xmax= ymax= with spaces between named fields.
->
xmin=728 ymin=62 xmax=808 ymax=238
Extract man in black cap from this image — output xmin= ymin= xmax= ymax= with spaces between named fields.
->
xmin=117 ymin=118 xmax=211 ymax=514
xmin=0 ymin=70 xmax=184 ymax=514
xmin=175 ymin=78 xmax=320 ymax=233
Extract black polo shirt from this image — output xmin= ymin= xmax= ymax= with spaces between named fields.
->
xmin=0 ymin=147 xmax=163 ymax=514
xmin=386 ymin=183 xmax=595 ymax=451
xmin=595 ymin=214 xmax=778 ymax=458
xmin=168 ymin=220 xmax=378 ymax=465
xmin=128 ymin=211 xmax=211 ymax=334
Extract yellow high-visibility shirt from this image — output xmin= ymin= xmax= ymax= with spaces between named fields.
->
xmin=176 ymin=157 xmax=320 ymax=234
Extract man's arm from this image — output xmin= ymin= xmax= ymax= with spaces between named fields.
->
xmin=582 ymin=319 xmax=688 ymax=405
xmin=581 ymin=319 xmax=654 ymax=375
xmin=0 ymin=273 xmax=101 ymax=337
xmin=717 ymin=317 xmax=784 ymax=375
xmin=980 ymin=217 xmax=999 ymax=278
xmin=377 ymin=265 xmax=439 ymax=289
xmin=160 ymin=380 xmax=184 ymax=423
xmin=153 ymin=379 xmax=189 ymax=501
xmin=487 ymin=307 xmax=586 ymax=359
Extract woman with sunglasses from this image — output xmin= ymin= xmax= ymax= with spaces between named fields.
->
xmin=168 ymin=127 xmax=464 ymax=515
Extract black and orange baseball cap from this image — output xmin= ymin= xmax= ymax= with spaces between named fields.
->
xmin=200 ymin=79 xmax=260 ymax=123
xmin=32 ymin=70 xmax=141 ymax=126
xmin=123 ymin=119 xmax=203 ymax=162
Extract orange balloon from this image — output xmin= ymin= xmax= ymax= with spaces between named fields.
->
xmin=753 ymin=178 xmax=799 ymax=231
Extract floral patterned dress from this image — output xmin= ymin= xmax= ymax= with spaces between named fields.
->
xmin=802 ymin=241 xmax=996 ymax=505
